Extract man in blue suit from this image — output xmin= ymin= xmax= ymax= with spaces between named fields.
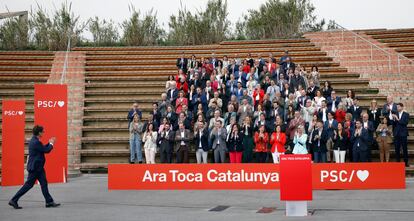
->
xmin=9 ymin=125 xmax=60 ymax=209
xmin=392 ymin=103 xmax=410 ymax=167
xmin=351 ymin=119 xmax=369 ymax=162
xmin=127 ymin=102 xmax=142 ymax=128
xmin=327 ymin=91 xmax=341 ymax=112
xmin=166 ymin=83 xmax=179 ymax=106
xmin=235 ymin=82 xmax=244 ymax=101
xmin=192 ymin=87 xmax=207 ymax=114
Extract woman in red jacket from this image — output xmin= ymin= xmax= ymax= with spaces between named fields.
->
xmin=252 ymin=84 xmax=265 ymax=109
xmin=335 ymin=103 xmax=347 ymax=123
xmin=176 ymin=72 xmax=189 ymax=95
xmin=242 ymin=60 xmax=251 ymax=74
xmin=267 ymin=59 xmax=277 ymax=74
xmin=254 ymin=124 xmax=269 ymax=163
xmin=270 ymin=125 xmax=286 ymax=164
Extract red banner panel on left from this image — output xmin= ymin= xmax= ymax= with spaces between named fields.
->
xmin=34 ymin=84 xmax=67 ymax=183
xmin=1 ymin=100 xmax=25 ymax=186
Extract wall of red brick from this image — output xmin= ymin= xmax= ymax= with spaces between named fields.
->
xmin=49 ymin=51 xmax=85 ymax=177
xmin=304 ymin=31 xmax=414 ymax=112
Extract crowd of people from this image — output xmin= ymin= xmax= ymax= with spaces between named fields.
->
xmin=127 ymin=51 xmax=410 ymax=167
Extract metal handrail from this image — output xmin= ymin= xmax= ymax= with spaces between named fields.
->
xmin=323 ymin=22 xmax=414 ymax=74
xmin=332 ymin=22 xmax=414 ymax=62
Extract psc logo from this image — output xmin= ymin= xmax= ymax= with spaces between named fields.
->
xmin=320 ymin=170 xmax=369 ymax=183
xmin=3 ymin=110 xmax=24 ymax=116
xmin=37 ymin=101 xmax=65 ymax=108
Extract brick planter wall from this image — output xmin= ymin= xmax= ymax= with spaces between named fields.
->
xmin=49 ymin=51 xmax=85 ymax=178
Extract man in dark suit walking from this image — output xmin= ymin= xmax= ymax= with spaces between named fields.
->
xmin=9 ymin=125 xmax=60 ymax=209
xmin=392 ymin=103 xmax=410 ymax=167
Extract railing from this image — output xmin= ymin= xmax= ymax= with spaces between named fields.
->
xmin=320 ymin=22 xmax=414 ymax=75
xmin=60 ymin=31 xmax=73 ymax=84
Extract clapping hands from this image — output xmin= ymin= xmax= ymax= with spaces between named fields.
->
xmin=49 ymin=137 xmax=56 ymax=144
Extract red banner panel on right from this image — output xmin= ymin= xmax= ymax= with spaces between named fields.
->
xmin=312 ymin=162 xmax=406 ymax=190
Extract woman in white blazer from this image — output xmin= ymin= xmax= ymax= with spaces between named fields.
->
xmin=143 ymin=123 xmax=158 ymax=164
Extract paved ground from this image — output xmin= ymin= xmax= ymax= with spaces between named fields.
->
xmin=1 ymin=175 xmax=414 ymax=221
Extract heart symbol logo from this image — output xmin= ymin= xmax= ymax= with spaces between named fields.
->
xmin=18 ymin=111 xmax=24 ymax=115
xmin=58 ymin=101 xmax=65 ymax=107
xmin=356 ymin=170 xmax=369 ymax=182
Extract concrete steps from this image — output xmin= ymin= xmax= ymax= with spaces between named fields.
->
xmin=77 ymin=37 xmax=395 ymax=172
xmin=365 ymin=28 xmax=414 ymax=61
xmin=2 ymin=35 xmax=411 ymax=175
xmin=0 ymin=52 xmax=53 ymax=174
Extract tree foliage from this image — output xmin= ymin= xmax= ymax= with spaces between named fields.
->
xmin=0 ymin=0 xmax=333 ymax=50
xmin=28 ymin=2 xmax=86 ymax=51
xmin=236 ymin=0 xmax=325 ymax=39
xmin=88 ymin=17 xmax=119 ymax=46
xmin=168 ymin=0 xmax=230 ymax=45
xmin=0 ymin=15 xmax=28 ymax=50
xmin=121 ymin=6 xmax=165 ymax=46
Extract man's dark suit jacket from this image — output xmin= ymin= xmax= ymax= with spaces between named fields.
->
xmin=194 ymin=128 xmax=211 ymax=152
xmin=176 ymin=57 xmax=188 ymax=72
xmin=311 ymin=128 xmax=329 ymax=152
xmin=393 ymin=112 xmax=409 ymax=137
xmin=351 ymin=128 xmax=369 ymax=151
xmin=167 ymin=88 xmax=179 ymax=106
xmin=27 ymin=136 xmax=53 ymax=172
xmin=347 ymin=105 xmax=362 ymax=121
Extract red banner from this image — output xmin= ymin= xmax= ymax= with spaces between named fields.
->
xmin=280 ymin=155 xmax=312 ymax=201
xmin=1 ymin=100 xmax=25 ymax=186
xmin=312 ymin=163 xmax=406 ymax=189
xmin=108 ymin=163 xmax=405 ymax=190
xmin=34 ymin=84 xmax=67 ymax=183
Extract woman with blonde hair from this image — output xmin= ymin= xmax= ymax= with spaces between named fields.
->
xmin=293 ymin=125 xmax=308 ymax=154
xmin=241 ymin=116 xmax=254 ymax=163
xmin=129 ymin=114 xmax=143 ymax=164
xmin=368 ymin=99 xmax=381 ymax=129
xmin=335 ymin=103 xmax=347 ymax=123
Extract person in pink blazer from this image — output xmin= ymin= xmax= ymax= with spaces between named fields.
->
xmin=175 ymin=91 xmax=188 ymax=114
